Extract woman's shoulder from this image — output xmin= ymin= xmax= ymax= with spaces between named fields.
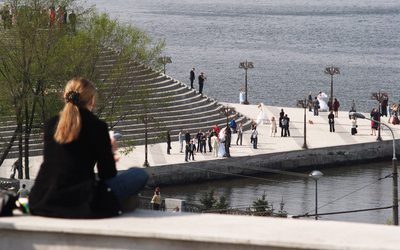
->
xmin=80 ymin=109 xmax=108 ymax=128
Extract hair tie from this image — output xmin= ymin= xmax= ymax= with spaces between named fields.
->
xmin=65 ymin=91 xmax=80 ymax=105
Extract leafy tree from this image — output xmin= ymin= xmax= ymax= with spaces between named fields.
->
xmin=276 ymin=197 xmax=288 ymax=218
xmin=200 ymin=189 xmax=229 ymax=213
xmin=0 ymin=0 xmax=164 ymax=178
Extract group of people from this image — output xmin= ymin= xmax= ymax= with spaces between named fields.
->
xmin=0 ymin=3 xmax=77 ymax=31
xmin=308 ymin=91 xmax=340 ymax=117
xmin=176 ymin=121 xmax=244 ymax=161
xmin=189 ymin=68 xmax=207 ymax=94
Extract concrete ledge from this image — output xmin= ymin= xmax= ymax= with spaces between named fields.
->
xmin=147 ymin=140 xmax=399 ymax=186
xmin=0 ymin=210 xmax=400 ymax=250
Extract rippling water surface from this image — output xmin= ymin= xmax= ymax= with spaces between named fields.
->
xmin=85 ymin=0 xmax=399 ymax=224
xmin=143 ymin=161 xmax=394 ymax=224
xmin=88 ymin=0 xmax=400 ymax=111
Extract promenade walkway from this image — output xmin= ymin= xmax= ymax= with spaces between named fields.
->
xmin=3 ymin=103 xmax=398 ymax=180
xmin=117 ymin=103 xmax=400 ymax=169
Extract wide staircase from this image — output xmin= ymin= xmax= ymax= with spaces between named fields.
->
xmin=0 ymin=48 xmax=251 ymax=159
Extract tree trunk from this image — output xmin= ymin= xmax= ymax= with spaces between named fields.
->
xmin=17 ymin=120 xmax=23 ymax=179
xmin=0 ymin=127 xmax=18 ymax=167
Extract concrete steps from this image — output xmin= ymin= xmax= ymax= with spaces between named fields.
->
xmin=0 ymin=48 xmax=250 ymax=159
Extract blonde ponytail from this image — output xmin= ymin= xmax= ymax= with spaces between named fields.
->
xmin=54 ymin=78 xmax=96 ymax=144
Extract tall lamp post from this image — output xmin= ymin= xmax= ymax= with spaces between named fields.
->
xmin=371 ymin=91 xmax=388 ymax=141
xmin=239 ymin=60 xmax=254 ymax=105
xmin=324 ymin=66 xmax=340 ymax=110
xmin=350 ymin=111 xmax=398 ymax=225
xmin=309 ymin=170 xmax=324 ymax=220
xmin=138 ymin=114 xmax=154 ymax=168
xmin=297 ymin=98 xmax=308 ymax=149
xmin=158 ymin=56 xmax=172 ymax=75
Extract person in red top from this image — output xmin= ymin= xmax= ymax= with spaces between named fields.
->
xmin=333 ymin=98 xmax=340 ymax=117
xmin=49 ymin=6 xmax=56 ymax=28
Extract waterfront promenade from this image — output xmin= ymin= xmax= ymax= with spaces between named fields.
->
xmin=3 ymin=103 xmax=399 ymax=182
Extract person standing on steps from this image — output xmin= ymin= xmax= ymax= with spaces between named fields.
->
xmin=189 ymin=68 xmax=195 ymax=89
xmin=198 ymin=72 xmax=206 ymax=94
xmin=328 ymin=111 xmax=335 ymax=132
xmin=207 ymin=129 xmax=213 ymax=152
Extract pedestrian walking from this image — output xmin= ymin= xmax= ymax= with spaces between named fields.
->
xmin=381 ymin=96 xmax=389 ymax=117
xmin=236 ymin=122 xmax=243 ymax=145
xmin=151 ymin=187 xmax=161 ymax=211
xmin=224 ymin=126 xmax=231 ymax=157
xmin=17 ymin=184 xmax=30 ymax=199
xmin=328 ymin=111 xmax=335 ymax=132
xmin=211 ymin=133 xmax=219 ymax=157
xmin=166 ymin=130 xmax=171 ymax=154
xmin=251 ymin=126 xmax=258 ymax=149
xmin=188 ymin=140 xmax=196 ymax=160
xmin=189 ymin=68 xmax=195 ymax=89
xmin=207 ymin=130 xmax=213 ymax=152
xmin=308 ymin=92 xmax=313 ymax=111
xmin=178 ymin=130 xmax=184 ymax=153
xmin=370 ymin=108 xmax=379 ymax=136
xmin=184 ymin=130 xmax=191 ymax=144
xmin=198 ymin=72 xmax=206 ymax=94
xmin=313 ymin=97 xmax=319 ymax=116
xmin=282 ymin=114 xmax=290 ymax=137
xmin=351 ymin=116 xmax=358 ymax=135
xmin=196 ymin=130 xmax=202 ymax=152
xmin=270 ymin=117 xmax=277 ymax=137
xmin=279 ymin=109 xmax=285 ymax=137
xmin=333 ymin=98 xmax=340 ymax=117
xmin=200 ymin=132 xmax=207 ymax=153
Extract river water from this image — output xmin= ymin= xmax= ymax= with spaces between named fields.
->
xmin=88 ymin=0 xmax=400 ymax=112
xmin=85 ymin=0 xmax=400 ymax=224
xmin=142 ymin=161 xmax=395 ymax=224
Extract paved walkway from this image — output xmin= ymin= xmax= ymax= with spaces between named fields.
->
xmin=116 ymin=103 xmax=400 ymax=170
xmin=1 ymin=104 xmax=399 ymax=179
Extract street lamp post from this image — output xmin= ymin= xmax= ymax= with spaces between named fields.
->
xmin=158 ymin=56 xmax=172 ymax=75
xmin=350 ymin=111 xmax=398 ymax=225
xmin=309 ymin=170 xmax=324 ymax=220
xmin=324 ymin=66 xmax=340 ymax=110
xmin=139 ymin=114 xmax=154 ymax=168
xmin=239 ymin=60 xmax=254 ymax=105
xmin=297 ymin=98 xmax=308 ymax=149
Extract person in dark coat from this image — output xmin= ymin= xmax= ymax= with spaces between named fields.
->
xmin=166 ymin=130 xmax=171 ymax=154
xmin=313 ymin=96 xmax=319 ymax=116
xmin=282 ymin=114 xmax=290 ymax=137
xmin=333 ymin=98 xmax=340 ymax=117
xmin=29 ymin=78 xmax=148 ymax=219
xmin=328 ymin=111 xmax=335 ymax=132
xmin=381 ymin=97 xmax=388 ymax=117
xmin=279 ymin=109 xmax=285 ymax=137
xmin=189 ymin=68 xmax=195 ymax=89
xmin=184 ymin=130 xmax=191 ymax=144
xmin=198 ymin=72 xmax=206 ymax=94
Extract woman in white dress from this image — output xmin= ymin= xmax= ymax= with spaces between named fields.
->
xmin=317 ymin=92 xmax=329 ymax=111
xmin=256 ymin=103 xmax=268 ymax=125
xmin=218 ymin=127 xmax=226 ymax=157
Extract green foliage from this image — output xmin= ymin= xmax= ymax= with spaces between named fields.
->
xmin=276 ymin=197 xmax=288 ymax=218
xmin=0 ymin=0 xmax=165 ymax=173
xmin=252 ymin=193 xmax=273 ymax=216
xmin=200 ymin=189 xmax=229 ymax=213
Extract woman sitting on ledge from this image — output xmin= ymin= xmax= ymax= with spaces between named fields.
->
xmin=29 ymin=77 xmax=148 ymax=218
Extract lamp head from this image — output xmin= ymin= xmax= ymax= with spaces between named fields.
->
xmin=309 ymin=170 xmax=323 ymax=180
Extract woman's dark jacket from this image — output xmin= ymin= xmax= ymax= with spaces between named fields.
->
xmin=29 ymin=108 xmax=120 ymax=218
